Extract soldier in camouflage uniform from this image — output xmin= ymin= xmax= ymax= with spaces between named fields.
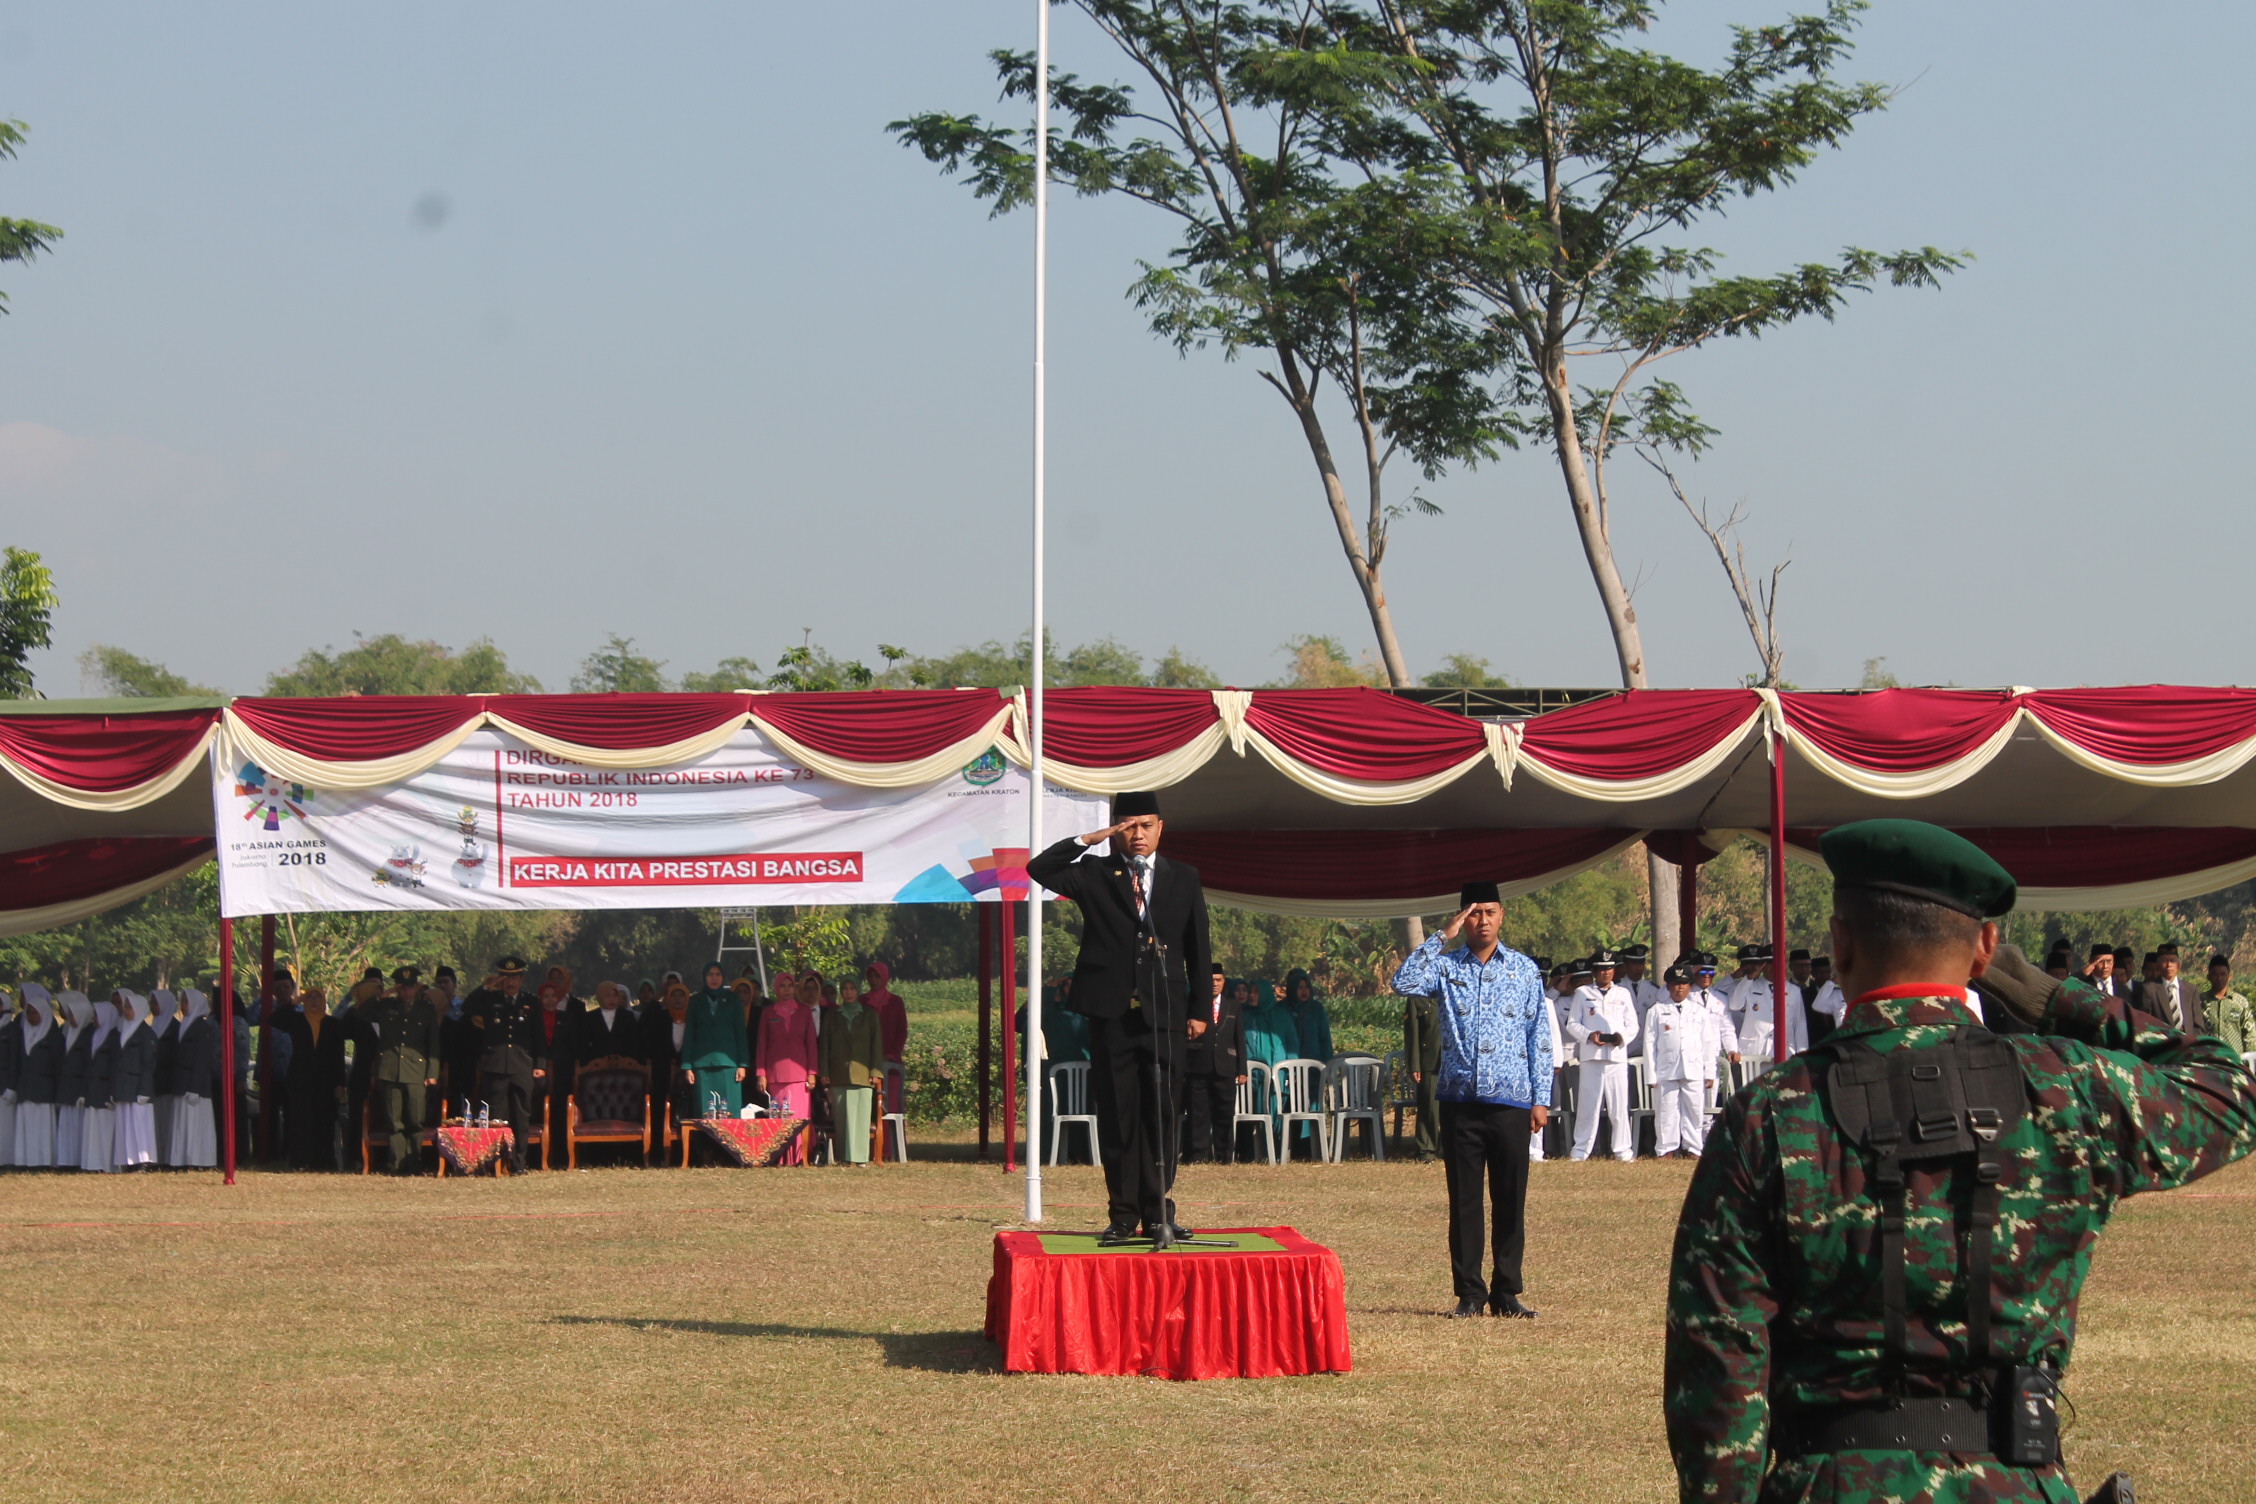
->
xmin=1665 ymin=820 xmax=2256 ymax=1503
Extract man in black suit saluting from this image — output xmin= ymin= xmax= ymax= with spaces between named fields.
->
xmin=1028 ymin=790 xmax=1212 ymax=1245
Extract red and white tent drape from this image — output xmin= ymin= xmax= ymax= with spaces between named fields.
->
xmin=6 ymin=685 xmax=2256 ymax=931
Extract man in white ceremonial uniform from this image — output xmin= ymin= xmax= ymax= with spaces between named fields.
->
xmin=1527 ymin=959 xmax=1566 ymax=1163
xmin=1642 ymin=964 xmax=1717 ymax=1158
xmin=1567 ymin=950 xmax=1639 ymax=1161
xmin=1725 ymin=943 xmax=1808 ymax=1068
xmin=1620 ymin=944 xmax=1666 ymax=1014
xmin=1687 ymin=953 xmax=1735 ymax=1088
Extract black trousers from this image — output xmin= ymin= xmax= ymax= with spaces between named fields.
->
xmin=1090 ymin=1010 xmax=1184 ymax=1230
xmin=1183 ymin=1070 xmax=1237 ymax=1164
xmin=482 ymin=1063 xmax=536 ymax=1170
xmin=1440 ymin=1100 xmax=1533 ymax=1301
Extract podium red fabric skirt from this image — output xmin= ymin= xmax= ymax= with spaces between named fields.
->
xmin=984 ymin=1227 xmax=1352 ymax=1380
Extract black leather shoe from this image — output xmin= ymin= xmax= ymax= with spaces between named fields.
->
xmin=1096 ymin=1222 xmax=1141 ymax=1247
xmin=1148 ymin=1221 xmax=1195 ymax=1241
xmin=1489 ymin=1294 xmax=1538 ymax=1319
xmin=1446 ymin=1296 xmax=1485 ymax=1318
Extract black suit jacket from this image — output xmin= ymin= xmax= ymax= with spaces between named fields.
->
xmin=2136 ymin=977 xmax=2209 ymax=1033
xmin=577 ymin=1006 xmax=646 ymax=1068
xmin=1026 ymin=837 xmax=1211 ymax=1028
xmin=1186 ymin=984 xmax=1244 ymax=1078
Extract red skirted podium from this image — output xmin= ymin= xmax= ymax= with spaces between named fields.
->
xmin=985 ymin=1227 xmax=1352 ymax=1380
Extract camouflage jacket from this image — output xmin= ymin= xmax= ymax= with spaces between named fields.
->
xmin=1664 ymin=985 xmax=2256 ymax=1504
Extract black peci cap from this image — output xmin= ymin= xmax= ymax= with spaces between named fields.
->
xmin=1113 ymin=791 xmax=1163 ymax=819
xmin=1459 ymin=880 xmax=1503 ymax=908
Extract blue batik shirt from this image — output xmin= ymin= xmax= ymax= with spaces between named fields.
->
xmin=1390 ymin=935 xmax=1553 ymax=1107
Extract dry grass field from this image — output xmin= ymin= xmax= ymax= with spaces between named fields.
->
xmin=2 ymin=1143 xmax=2250 ymax=1504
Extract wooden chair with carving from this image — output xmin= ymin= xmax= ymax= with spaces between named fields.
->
xmin=567 ymin=1058 xmax=653 ymax=1169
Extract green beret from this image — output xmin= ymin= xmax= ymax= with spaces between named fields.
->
xmin=1819 ymin=820 xmax=2015 ymax=920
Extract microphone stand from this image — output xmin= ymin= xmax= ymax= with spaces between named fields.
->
xmin=1132 ymin=932 xmax=1228 ymax=1252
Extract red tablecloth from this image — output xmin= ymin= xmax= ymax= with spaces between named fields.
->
xmin=436 ymin=1125 xmax=512 ymax=1175
xmin=985 ymin=1226 xmax=1352 ymax=1380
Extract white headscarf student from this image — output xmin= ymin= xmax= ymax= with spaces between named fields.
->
xmin=50 ymin=991 xmax=91 ymax=1168
xmin=112 ymin=991 xmax=160 ymax=1170
xmin=0 ymin=987 xmax=19 ymax=1166
xmin=80 ymin=997 xmax=121 ymax=1173
xmin=148 ymin=989 xmax=180 ymax=1166
xmin=13 ymin=985 xmax=62 ymax=1167
xmin=169 ymin=990 xmax=219 ymax=1168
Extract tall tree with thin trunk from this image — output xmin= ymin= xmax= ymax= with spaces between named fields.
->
xmin=891 ymin=2 xmax=1513 ymax=687
xmin=1350 ymin=0 xmax=1960 ymax=951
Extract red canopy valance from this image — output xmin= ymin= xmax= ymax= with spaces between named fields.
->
xmin=7 ymin=684 xmax=2256 ymax=929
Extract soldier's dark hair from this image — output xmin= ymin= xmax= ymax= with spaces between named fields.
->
xmin=1833 ymin=883 xmax=1981 ymax=960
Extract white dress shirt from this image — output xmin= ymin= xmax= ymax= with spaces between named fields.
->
xmin=1567 ymin=984 xmax=1640 ymax=1064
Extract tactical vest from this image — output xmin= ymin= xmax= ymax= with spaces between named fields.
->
xmin=1822 ymin=1025 xmax=2027 ymax=1383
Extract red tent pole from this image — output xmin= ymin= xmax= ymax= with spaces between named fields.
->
xmin=1678 ymin=851 xmax=1700 ymax=957
xmin=256 ymin=914 xmax=277 ymax=1162
xmin=1771 ymin=728 xmax=1790 ymax=1063
xmin=999 ymin=899 xmax=1018 ymax=1173
xmin=977 ymin=905 xmax=993 ymax=1160
xmin=219 ymin=918 xmax=236 ymax=1185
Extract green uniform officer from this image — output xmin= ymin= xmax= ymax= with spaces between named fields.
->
xmin=366 ymin=965 xmax=443 ymax=1173
xmin=1665 ymin=820 xmax=2256 ymax=1503
xmin=680 ymin=961 xmax=749 ymax=1118
xmin=1402 ymin=989 xmax=1442 ymax=1161
xmin=466 ymin=957 xmax=547 ymax=1173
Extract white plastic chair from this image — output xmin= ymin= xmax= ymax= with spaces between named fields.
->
xmin=1232 ymin=1063 xmax=1277 ymax=1166
xmin=1383 ymin=1049 xmax=1415 ymax=1148
xmin=1272 ymin=1058 xmax=1330 ymax=1163
xmin=1325 ymin=1054 xmax=1386 ymax=1163
xmin=880 ymin=1062 xmax=909 ymax=1162
xmin=1046 ymin=1060 xmax=1099 ymax=1167
xmin=1626 ymin=1057 xmax=1655 ymax=1159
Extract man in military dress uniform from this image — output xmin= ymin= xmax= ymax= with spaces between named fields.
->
xmin=465 ymin=957 xmax=548 ymax=1173
xmin=1665 ymin=820 xmax=2256 ymax=1502
xmin=365 ymin=965 xmax=443 ymax=1174
xmin=1403 ymin=977 xmax=1443 ymax=1162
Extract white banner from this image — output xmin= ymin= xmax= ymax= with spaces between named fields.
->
xmin=212 ymin=728 xmax=1105 ymax=917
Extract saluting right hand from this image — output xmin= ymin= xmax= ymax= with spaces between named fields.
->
xmin=1440 ymin=906 xmax=1473 ymax=941
xmin=1079 ymin=820 xmax=1131 ymax=846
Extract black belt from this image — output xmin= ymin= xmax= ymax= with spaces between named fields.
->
xmin=1772 ymin=1397 xmax=1993 ymax=1457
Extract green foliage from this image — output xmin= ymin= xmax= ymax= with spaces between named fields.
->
xmin=571 ymin=633 xmax=670 ymax=694
xmin=1422 ymin=653 xmax=1514 ymax=689
xmin=1860 ymin=657 xmax=1899 ymax=690
xmin=0 ymin=120 xmax=61 ymax=315
xmin=265 ymin=633 xmax=540 ymax=696
xmin=1274 ymin=635 xmax=1385 ymax=688
xmin=678 ymin=656 xmax=764 ymax=692
xmin=78 ymin=644 xmax=220 ymax=698
xmin=1149 ymin=648 xmax=1222 ymax=689
xmin=903 ymin=632 xmax=1219 ymax=691
xmin=0 ymin=545 xmax=58 ymax=698
xmin=766 ymin=907 xmax=854 ymax=980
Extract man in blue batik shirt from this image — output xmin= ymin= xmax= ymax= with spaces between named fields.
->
xmin=1391 ymin=880 xmax=1553 ymax=1319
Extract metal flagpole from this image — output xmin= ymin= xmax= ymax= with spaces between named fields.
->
xmin=1024 ymin=0 xmax=1049 ymax=1225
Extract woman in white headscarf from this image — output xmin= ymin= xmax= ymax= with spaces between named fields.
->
xmin=51 ymin=991 xmax=92 ymax=1167
xmin=169 ymin=990 xmax=220 ymax=1168
xmin=80 ymin=997 xmax=121 ymax=1173
xmin=0 ymin=988 xmax=19 ymax=1166
xmin=112 ymin=991 xmax=159 ymax=1170
xmin=12 ymin=984 xmax=62 ymax=1167
xmin=148 ymin=988 xmax=181 ymax=1166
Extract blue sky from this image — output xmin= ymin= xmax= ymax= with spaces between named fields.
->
xmin=2 ymin=2 xmax=2249 ymax=696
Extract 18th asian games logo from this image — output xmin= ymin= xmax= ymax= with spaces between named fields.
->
xmin=234 ymin=762 xmax=311 ymax=831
